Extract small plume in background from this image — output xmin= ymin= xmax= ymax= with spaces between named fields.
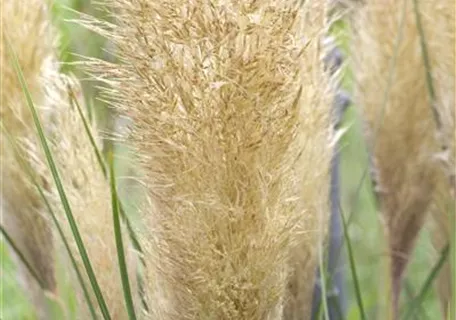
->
xmin=351 ymin=0 xmax=453 ymax=316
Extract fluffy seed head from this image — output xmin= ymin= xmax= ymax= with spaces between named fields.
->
xmin=86 ymin=0 xmax=333 ymax=318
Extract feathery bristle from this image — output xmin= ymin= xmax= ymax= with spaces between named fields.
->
xmin=87 ymin=0 xmax=333 ymax=318
xmin=352 ymin=0 xmax=453 ymax=316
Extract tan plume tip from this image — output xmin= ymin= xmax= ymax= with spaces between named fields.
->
xmin=85 ymin=0 xmax=333 ymax=319
xmin=352 ymin=0 xmax=453 ymax=316
xmin=1 ymin=1 xmax=58 ymax=318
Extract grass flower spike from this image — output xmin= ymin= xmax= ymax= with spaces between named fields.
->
xmin=85 ymin=0 xmax=333 ymax=318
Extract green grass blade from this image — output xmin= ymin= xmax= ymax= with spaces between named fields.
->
xmin=339 ymin=4 xmax=407 ymax=317
xmin=68 ymin=87 xmax=107 ymax=178
xmin=0 ymin=124 xmax=98 ymax=320
xmin=402 ymin=244 xmax=449 ymax=320
xmin=108 ymin=154 xmax=137 ymax=320
xmin=0 ymin=126 xmax=46 ymax=292
xmin=67 ymin=88 xmax=144 ymax=264
xmin=413 ymin=2 xmax=454 ymax=317
xmin=68 ymin=88 xmax=148 ymax=313
xmin=411 ymin=0 xmax=441 ymax=129
xmin=345 ymin=0 xmax=407 ymax=229
xmin=339 ymin=205 xmax=367 ymax=320
xmin=403 ymin=279 xmax=429 ymax=320
xmin=6 ymin=36 xmax=112 ymax=320
xmin=39 ymin=197 xmax=99 ymax=320
xmin=0 ymin=225 xmax=46 ymax=290
xmin=318 ymin=250 xmax=330 ymax=319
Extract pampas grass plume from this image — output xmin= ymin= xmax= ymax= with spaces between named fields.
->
xmin=85 ymin=0 xmax=334 ymax=318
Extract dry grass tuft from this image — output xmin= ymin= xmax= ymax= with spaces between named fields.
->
xmin=1 ymin=1 xmax=57 ymax=317
xmin=351 ymin=0 xmax=453 ymax=316
xmin=1 ymin=1 xmax=136 ymax=318
xmin=28 ymin=73 xmax=137 ymax=319
xmin=85 ymin=0 xmax=333 ymax=319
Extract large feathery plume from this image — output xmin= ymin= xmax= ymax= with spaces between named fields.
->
xmin=352 ymin=0 xmax=452 ymax=317
xmin=85 ymin=0 xmax=333 ymax=318
xmin=1 ymin=1 xmax=57 ymax=317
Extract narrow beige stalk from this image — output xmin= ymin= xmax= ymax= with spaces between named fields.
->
xmin=1 ymin=1 xmax=56 ymax=317
xmin=86 ymin=0 xmax=333 ymax=319
xmin=352 ymin=0 xmax=453 ymax=317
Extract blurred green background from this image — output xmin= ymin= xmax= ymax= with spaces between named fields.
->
xmin=0 ymin=0 xmax=443 ymax=319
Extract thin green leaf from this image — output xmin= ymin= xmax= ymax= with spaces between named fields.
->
xmin=350 ymin=1 xmax=407 ymax=220
xmin=5 ymin=36 xmax=112 ymax=320
xmin=413 ymin=2 xmax=453 ymax=317
xmin=346 ymin=0 xmax=408 ymax=228
xmin=402 ymin=244 xmax=449 ymax=320
xmin=403 ymin=280 xmax=428 ymax=320
xmin=0 ymin=130 xmax=46 ymax=291
xmin=318 ymin=246 xmax=330 ymax=320
xmin=67 ymin=88 xmax=144 ymax=264
xmin=108 ymin=154 xmax=137 ymax=320
xmin=0 ymin=124 xmax=98 ymax=320
xmin=0 ymin=225 xmax=46 ymax=290
xmin=339 ymin=205 xmax=367 ymax=320
xmin=334 ymin=5 xmax=407 ymax=318
xmin=412 ymin=0 xmax=441 ymax=129
xmin=68 ymin=86 xmax=106 ymax=177
xmin=67 ymin=88 xmax=148 ymax=313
